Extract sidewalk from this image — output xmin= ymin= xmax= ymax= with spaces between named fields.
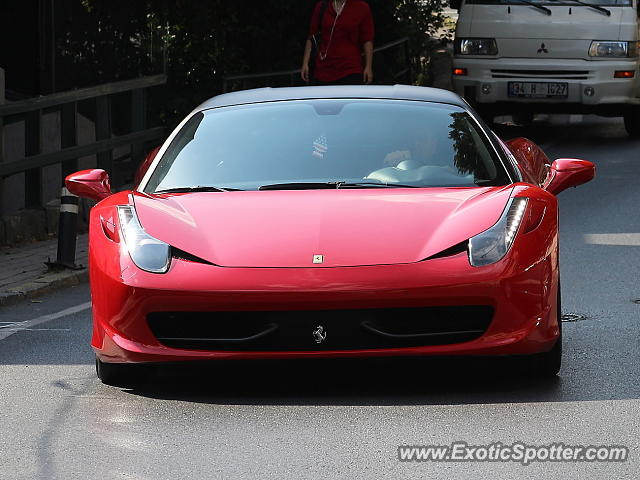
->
xmin=0 ymin=233 xmax=89 ymax=306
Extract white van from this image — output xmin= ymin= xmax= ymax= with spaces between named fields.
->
xmin=450 ymin=0 xmax=640 ymax=136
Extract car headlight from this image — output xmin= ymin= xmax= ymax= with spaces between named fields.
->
xmin=117 ymin=205 xmax=171 ymax=273
xmin=455 ymin=38 xmax=498 ymax=56
xmin=589 ymin=41 xmax=638 ymax=58
xmin=468 ymin=198 xmax=528 ymax=267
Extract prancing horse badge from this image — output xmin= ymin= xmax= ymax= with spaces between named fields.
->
xmin=312 ymin=254 xmax=324 ymax=264
xmin=313 ymin=325 xmax=327 ymax=344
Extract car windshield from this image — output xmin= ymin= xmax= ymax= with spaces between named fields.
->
xmin=144 ymin=99 xmax=511 ymax=192
xmin=466 ymin=0 xmax=629 ymax=5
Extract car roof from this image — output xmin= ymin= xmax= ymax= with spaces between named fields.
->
xmin=195 ymin=85 xmax=468 ymax=111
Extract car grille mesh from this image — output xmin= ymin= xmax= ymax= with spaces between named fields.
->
xmin=147 ymin=306 xmax=494 ymax=352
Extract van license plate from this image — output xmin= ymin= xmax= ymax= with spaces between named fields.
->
xmin=508 ymin=82 xmax=568 ymax=98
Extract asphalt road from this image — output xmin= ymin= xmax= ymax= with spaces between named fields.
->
xmin=1 ymin=115 xmax=639 ymax=479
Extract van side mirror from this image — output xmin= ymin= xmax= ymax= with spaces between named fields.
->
xmin=545 ymin=159 xmax=595 ymax=195
xmin=65 ymin=169 xmax=112 ymax=202
xmin=449 ymin=0 xmax=462 ymax=9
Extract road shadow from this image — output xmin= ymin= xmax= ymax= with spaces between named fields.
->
xmin=492 ymin=114 xmax=630 ymax=148
xmin=123 ymin=356 xmax=570 ymax=407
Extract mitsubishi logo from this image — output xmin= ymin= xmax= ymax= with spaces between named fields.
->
xmin=537 ymin=43 xmax=549 ymax=54
xmin=313 ymin=325 xmax=327 ymax=344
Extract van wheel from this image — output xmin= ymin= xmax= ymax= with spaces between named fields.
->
xmin=623 ymin=109 xmax=640 ymax=138
xmin=512 ymin=112 xmax=534 ymax=126
xmin=475 ymin=106 xmax=495 ymax=125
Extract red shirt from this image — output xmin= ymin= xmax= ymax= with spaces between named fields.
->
xmin=308 ymin=0 xmax=374 ymax=82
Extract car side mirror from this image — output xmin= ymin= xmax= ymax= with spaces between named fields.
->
xmin=134 ymin=145 xmax=161 ymax=187
xmin=505 ymin=137 xmax=550 ymax=186
xmin=545 ymin=158 xmax=595 ymax=195
xmin=449 ymin=0 xmax=462 ymax=9
xmin=65 ymin=169 xmax=112 ymax=202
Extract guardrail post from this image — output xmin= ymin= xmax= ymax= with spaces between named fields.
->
xmin=404 ymin=40 xmax=413 ymax=85
xmin=0 ymin=74 xmax=166 ymax=204
xmin=24 ymin=110 xmax=43 ymax=208
xmin=95 ymin=95 xmax=113 ymax=176
xmin=0 ymin=67 xmax=5 ymax=218
xmin=47 ymin=186 xmax=79 ymax=269
xmin=60 ymin=102 xmax=78 ymax=178
xmin=131 ymin=88 xmax=147 ymax=174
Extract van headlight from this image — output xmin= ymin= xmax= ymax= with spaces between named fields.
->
xmin=455 ymin=38 xmax=498 ymax=56
xmin=117 ymin=205 xmax=171 ymax=273
xmin=468 ymin=198 xmax=528 ymax=267
xmin=589 ymin=41 xmax=638 ymax=58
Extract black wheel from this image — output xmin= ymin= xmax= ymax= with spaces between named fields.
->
xmin=512 ymin=111 xmax=534 ymax=126
xmin=524 ymin=282 xmax=562 ymax=377
xmin=95 ymin=357 xmax=146 ymax=387
xmin=623 ymin=109 xmax=640 ymax=138
xmin=474 ymin=105 xmax=495 ymax=125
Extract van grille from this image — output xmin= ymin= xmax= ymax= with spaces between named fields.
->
xmin=491 ymin=69 xmax=590 ymax=80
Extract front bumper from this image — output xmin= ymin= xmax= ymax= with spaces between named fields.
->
xmin=453 ymin=57 xmax=640 ymax=113
xmin=90 ymin=246 xmax=560 ymax=364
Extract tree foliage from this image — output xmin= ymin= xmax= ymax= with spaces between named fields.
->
xmin=56 ymin=0 xmax=447 ymax=127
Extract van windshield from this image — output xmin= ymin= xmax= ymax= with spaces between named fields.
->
xmin=467 ymin=0 xmax=630 ymax=5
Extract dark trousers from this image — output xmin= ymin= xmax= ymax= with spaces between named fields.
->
xmin=313 ymin=73 xmax=363 ymax=86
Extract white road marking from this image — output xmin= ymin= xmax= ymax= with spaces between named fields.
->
xmin=584 ymin=233 xmax=640 ymax=246
xmin=0 ymin=301 xmax=91 ymax=341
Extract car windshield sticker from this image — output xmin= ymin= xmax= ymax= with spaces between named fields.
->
xmin=312 ymin=134 xmax=328 ymax=159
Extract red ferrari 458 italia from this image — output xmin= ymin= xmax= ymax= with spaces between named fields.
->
xmin=66 ymin=86 xmax=595 ymax=386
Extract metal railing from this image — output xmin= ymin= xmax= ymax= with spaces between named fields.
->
xmin=223 ymin=37 xmax=411 ymax=93
xmin=0 ymin=74 xmax=167 ymax=212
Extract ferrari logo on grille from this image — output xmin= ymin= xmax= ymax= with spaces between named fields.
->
xmin=312 ymin=254 xmax=324 ymax=264
xmin=313 ymin=325 xmax=327 ymax=344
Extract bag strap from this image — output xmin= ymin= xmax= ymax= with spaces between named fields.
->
xmin=316 ymin=0 xmax=329 ymax=36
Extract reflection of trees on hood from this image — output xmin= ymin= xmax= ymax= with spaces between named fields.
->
xmin=448 ymin=112 xmax=478 ymax=176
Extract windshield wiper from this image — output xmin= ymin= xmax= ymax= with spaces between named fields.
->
xmin=510 ymin=0 xmax=552 ymax=15
xmin=337 ymin=182 xmax=420 ymax=189
xmin=258 ymin=181 xmax=421 ymax=191
xmin=474 ymin=178 xmax=495 ymax=186
xmin=258 ymin=182 xmax=342 ymax=191
xmin=547 ymin=0 xmax=610 ymax=15
xmin=154 ymin=185 xmax=241 ymax=193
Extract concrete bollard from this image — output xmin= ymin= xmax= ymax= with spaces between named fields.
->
xmin=47 ymin=187 xmax=80 ymax=270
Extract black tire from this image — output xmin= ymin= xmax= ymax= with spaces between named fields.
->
xmin=524 ymin=282 xmax=562 ymax=377
xmin=95 ymin=357 xmax=145 ymax=387
xmin=623 ymin=109 xmax=640 ymax=138
xmin=474 ymin=105 xmax=495 ymax=125
xmin=512 ymin=112 xmax=534 ymax=126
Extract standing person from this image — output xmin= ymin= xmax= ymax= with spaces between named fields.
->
xmin=301 ymin=0 xmax=374 ymax=85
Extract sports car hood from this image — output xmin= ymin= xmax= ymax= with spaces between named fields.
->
xmin=133 ymin=187 xmax=513 ymax=268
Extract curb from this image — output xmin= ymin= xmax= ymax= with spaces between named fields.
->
xmin=0 ymin=268 xmax=89 ymax=307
